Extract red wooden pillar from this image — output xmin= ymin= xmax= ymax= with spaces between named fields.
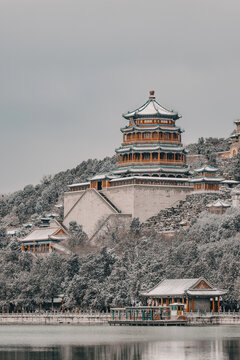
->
xmin=186 ymin=299 xmax=189 ymax=312
xmin=161 ymin=298 xmax=163 ymax=306
xmin=212 ymin=298 xmax=215 ymax=313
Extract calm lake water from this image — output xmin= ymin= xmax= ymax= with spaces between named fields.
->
xmin=0 ymin=325 xmax=239 ymax=360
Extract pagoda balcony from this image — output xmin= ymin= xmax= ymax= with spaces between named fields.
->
xmin=122 ymin=139 xmax=182 ymax=146
xmin=118 ymin=159 xmax=185 ymax=166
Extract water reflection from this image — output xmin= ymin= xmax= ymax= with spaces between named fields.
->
xmin=0 ymin=339 xmax=240 ymax=360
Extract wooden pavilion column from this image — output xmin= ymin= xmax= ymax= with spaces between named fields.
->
xmin=191 ymin=298 xmax=194 ymax=312
xmin=140 ymin=153 xmax=143 ymax=161
xmin=212 ymin=298 xmax=215 ymax=313
xmin=182 ymin=297 xmax=185 ymax=304
xmin=166 ymin=299 xmax=169 ymax=306
xmin=186 ymin=299 xmax=189 ymax=312
xmin=172 ymin=297 xmax=175 ymax=304
xmin=161 ymin=298 xmax=163 ymax=306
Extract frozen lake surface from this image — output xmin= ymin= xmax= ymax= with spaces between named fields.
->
xmin=0 ymin=325 xmax=239 ymax=359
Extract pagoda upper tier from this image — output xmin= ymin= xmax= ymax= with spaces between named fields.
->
xmin=115 ymin=91 xmax=189 ymax=178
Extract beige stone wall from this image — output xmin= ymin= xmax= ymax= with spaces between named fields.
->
xmin=133 ymin=185 xmax=192 ymax=222
xmin=103 ymin=184 xmax=192 ymax=222
xmin=63 ymin=184 xmax=193 ymax=236
xmin=63 ymin=189 xmax=116 ymax=237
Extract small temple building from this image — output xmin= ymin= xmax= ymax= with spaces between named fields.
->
xmin=217 ymin=119 xmax=240 ymax=159
xmin=191 ymin=165 xmax=223 ymax=191
xmin=141 ymin=278 xmax=227 ymax=313
xmin=206 ymin=199 xmax=231 ymax=215
xmin=64 ymin=91 xmax=193 ymax=237
xmin=19 ymin=220 xmax=69 ymax=254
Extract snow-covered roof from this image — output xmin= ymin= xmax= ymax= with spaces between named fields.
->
xmin=110 ymin=176 xmax=190 ymax=183
xmin=191 ymin=177 xmax=223 ymax=183
xmin=123 ymin=91 xmax=180 ymax=120
xmin=68 ymin=182 xmax=90 ymax=188
xmin=116 ymin=144 xmax=184 ymax=153
xmin=194 ymin=165 xmax=218 ymax=173
xmin=222 ymin=179 xmax=239 ymax=184
xmin=142 ymin=278 xmax=200 ymax=297
xmin=187 ymin=290 xmax=227 ymax=296
xmin=89 ymin=174 xmax=108 ymax=181
xmin=112 ymin=165 xmax=190 ymax=174
xmin=206 ymin=199 xmax=231 ymax=208
xmin=20 ymin=226 xmax=67 ymax=242
xmin=234 ymin=119 xmax=240 ymax=124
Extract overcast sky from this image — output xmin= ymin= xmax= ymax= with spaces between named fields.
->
xmin=1 ymin=0 xmax=240 ymax=193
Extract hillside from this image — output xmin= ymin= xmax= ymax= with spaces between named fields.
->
xmin=0 ymin=156 xmax=117 ymax=227
xmin=0 ymin=137 xmax=239 ymax=311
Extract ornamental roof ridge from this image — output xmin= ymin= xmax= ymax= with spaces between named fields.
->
xmin=122 ymin=91 xmax=180 ymax=120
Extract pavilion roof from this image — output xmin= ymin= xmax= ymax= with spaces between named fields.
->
xmin=194 ymin=165 xmax=218 ymax=173
xmin=123 ymin=91 xmax=180 ymax=120
xmin=206 ymin=199 xmax=231 ymax=208
xmin=141 ymin=277 xmax=227 ymax=297
xmin=19 ymin=225 xmax=68 ymax=243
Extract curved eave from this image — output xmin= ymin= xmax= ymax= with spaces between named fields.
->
xmin=191 ymin=177 xmax=224 ymax=183
xmin=122 ymin=99 xmax=180 ymax=120
xmin=116 ymin=145 xmax=186 ymax=153
xmin=123 ymin=112 xmax=180 ymax=120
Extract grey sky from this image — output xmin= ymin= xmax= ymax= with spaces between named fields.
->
xmin=1 ymin=0 xmax=240 ymax=193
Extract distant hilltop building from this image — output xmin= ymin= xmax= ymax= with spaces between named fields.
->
xmin=217 ymin=119 xmax=240 ymax=159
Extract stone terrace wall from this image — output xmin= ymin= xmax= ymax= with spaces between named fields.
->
xmin=141 ymin=191 xmax=232 ymax=234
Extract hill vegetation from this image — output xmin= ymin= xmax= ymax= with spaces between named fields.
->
xmin=0 ymin=137 xmax=239 ymax=311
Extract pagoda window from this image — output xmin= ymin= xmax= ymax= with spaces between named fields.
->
xmin=176 ymin=175 xmax=182 ymax=178
xmin=134 ymin=153 xmax=140 ymax=161
xmin=127 ymin=134 xmax=131 ymax=141
xmin=142 ymin=153 xmax=150 ymax=160
xmin=153 ymin=132 xmax=158 ymax=139
xmin=167 ymin=153 xmax=174 ymax=160
xmin=168 ymin=175 xmax=175 ymax=178
xmin=173 ymin=133 xmax=178 ymax=140
xmin=160 ymin=152 xmax=165 ymax=160
xmin=161 ymin=174 xmax=166 ymax=177
xmin=164 ymin=133 xmax=170 ymax=139
xmin=159 ymin=132 xmax=163 ymax=139
xmin=152 ymin=174 xmax=159 ymax=177
xmin=137 ymin=132 xmax=141 ymax=139
xmin=152 ymin=152 xmax=158 ymax=160
xmin=129 ymin=153 xmax=132 ymax=160
xmin=144 ymin=132 xmax=151 ymax=139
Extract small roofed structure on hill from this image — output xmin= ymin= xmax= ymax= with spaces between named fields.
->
xmin=191 ymin=165 xmax=223 ymax=191
xmin=231 ymin=185 xmax=240 ymax=208
xmin=19 ymin=220 xmax=68 ymax=254
xmin=141 ymin=278 xmax=227 ymax=313
xmin=217 ymin=119 xmax=240 ymax=159
xmin=206 ymin=199 xmax=231 ymax=215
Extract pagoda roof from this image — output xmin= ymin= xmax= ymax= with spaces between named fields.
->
xmin=194 ymin=165 xmax=218 ymax=173
xmin=116 ymin=144 xmax=185 ymax=153
xmin=123 ymin=91 xmax=180 ymax=120
xmin=112 ymin=165 xmax=190 ymax=174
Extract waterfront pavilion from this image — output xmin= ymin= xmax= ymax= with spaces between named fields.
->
xmin=141 ymin=278 xmax=227 ymax=313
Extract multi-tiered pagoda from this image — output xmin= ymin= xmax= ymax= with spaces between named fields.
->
xmin=112 ymin=91 xmax=189 ymax=179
